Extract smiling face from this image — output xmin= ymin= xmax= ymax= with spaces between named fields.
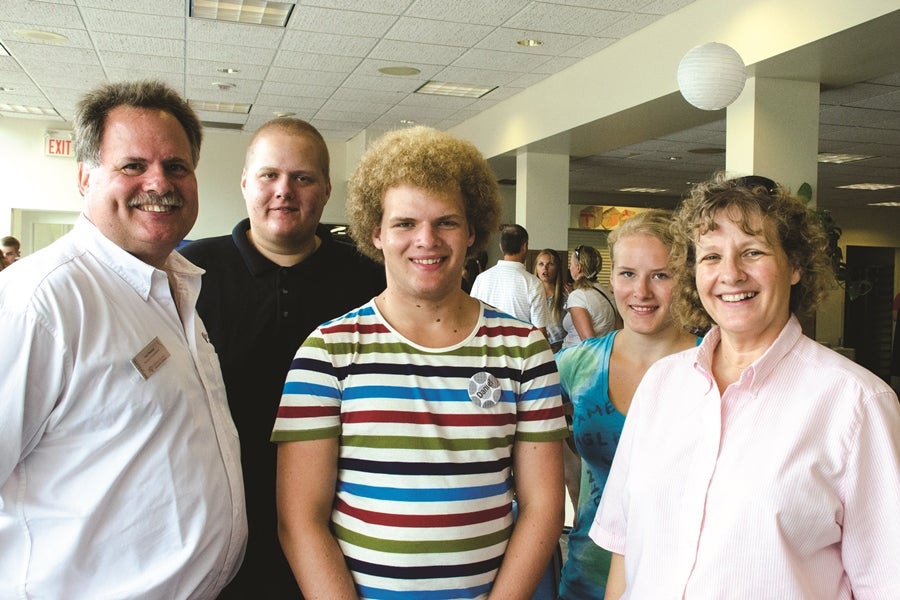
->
xmin=373 ymin=184 xmax=474 ymax=303
xmin=241 ymin=128 xmax=331 ymax=255
xmin=611 ymin=234 xmax=678 ymax=335
xmin=78 ymin=106 xmax=198 ymax=268
xmin=694 ymin=209 xmax=800 ymax=348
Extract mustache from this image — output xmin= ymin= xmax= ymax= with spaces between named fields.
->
xmin=127 ymin=192 xmax=184 ymax=209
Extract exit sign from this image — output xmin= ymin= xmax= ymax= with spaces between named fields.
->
xmin=45 ymin=130 xmax=74 ymax=157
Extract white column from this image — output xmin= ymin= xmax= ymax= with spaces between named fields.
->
xmin=515 ymin=148 xmax=570 ymax=250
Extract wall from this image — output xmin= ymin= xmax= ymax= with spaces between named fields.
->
xmin=0 ymin=117 xmax=355 ymax=243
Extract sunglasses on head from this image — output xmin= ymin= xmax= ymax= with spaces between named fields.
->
xmin=732 ymin=175 xmax=778 ymax=194
xmin=574 ymin=245 xmax=584 ymax=259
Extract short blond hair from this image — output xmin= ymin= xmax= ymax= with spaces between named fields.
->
xmin=346 ymin=126 xmax=501 ymax=263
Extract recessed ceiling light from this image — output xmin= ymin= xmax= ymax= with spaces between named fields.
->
xmin=378 ymin=66 xmax=421 ymax=76
xmin=836 ymin=183 xmax=900 ymax=190
xmin=14 ymin=29 xmax=68 ymax=43
xmin=274 ymin=111 xmax=296 ymax=117
xmin=818 ymin=152 xmax=877 ymax=164
xmin=217 ymin=67 xmax=240 ymax=74
xmin=212 ymin=81 xmax=236 ymax=90
xmin=867 ymin=201 xmax=900 ymax=207
xmin=517 ymin=38 xmax=543 ymax=47
xmin=188 ymin=99 xmax=251 ymax=114
xmin=687 ymin=147 xmax=725 ymax=154
xmin=618 ymin=187 xmax=668 ymax=193
xmin=190 ymin=0 xmax=293 ymax=27
xmin=415 ymin=81 xmax=496 ymax=98
xmin=0 ymin=103 xmax=59 ymax=115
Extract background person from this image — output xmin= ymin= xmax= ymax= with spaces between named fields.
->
xmin=533 ymin=248 xmax=567 ymax=352
xmin=470 ymin=223 xmax=551 ymax=337
xmin=555 ymin=210 xmax=699 ymax=600
xmin=272 ymin=126 xmax=567 ymax=599
xmin=1 ymin=235 xmax=21 ymax=266
xmin=0 ymin=79 xmax=246 ymax=599
xmin=179 ymin=117 xmax=384 ymax=599
xmin=594 ymin=174 xmax=900 ymax=599
xmin=560 ymin=244 xmax=618 ymax=348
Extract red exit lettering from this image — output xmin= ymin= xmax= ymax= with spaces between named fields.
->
xmin=48 ymin=138 xmax=72 ymax=155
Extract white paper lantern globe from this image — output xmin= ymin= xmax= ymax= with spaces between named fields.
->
xmin=677 ymin=42 xmax=747 ymax=111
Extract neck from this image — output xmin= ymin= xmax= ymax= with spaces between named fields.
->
xmin=617 ymin=324 xmax=696 ymax=366
xmin=249 ymin=230 xmax=320 ymax=267
xmin=375 ymin=288 xmax=479 ymax=346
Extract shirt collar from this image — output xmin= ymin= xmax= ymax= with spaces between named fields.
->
xmin=693 ymin=315 xmax=803 ymax=395
xmin=74 ymin=215 xmax=200 ymax=301
xmin=230 ymin=218 xmax=334 ymax=276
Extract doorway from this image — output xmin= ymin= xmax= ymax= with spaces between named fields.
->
xmin=11 ymin=209 xmax=79 ymax=256
xmin=843 ymin=246 xmax=895 ymax=382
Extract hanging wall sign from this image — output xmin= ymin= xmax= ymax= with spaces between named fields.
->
xmin=44 ymin=130 xmax=74 ymax=157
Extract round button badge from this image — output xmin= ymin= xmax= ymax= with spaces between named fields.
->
xmin=468 ymin=371 xmax=501 ymax=409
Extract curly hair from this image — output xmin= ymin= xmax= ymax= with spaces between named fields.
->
xmin=346 ymin=126 xmax=501 ymax=263
xmin=670 ymin=172 xmax=836 ymax=333
xmin=74 ymin=79 xmax=202 ymax=167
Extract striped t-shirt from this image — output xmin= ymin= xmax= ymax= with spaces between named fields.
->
xmin=272 ymin=299 xmax=568 ymax=600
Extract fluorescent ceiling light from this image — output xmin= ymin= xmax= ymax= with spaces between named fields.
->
xmin=378 ymin=66 xmax=420 ymax=76
xmin=867 ymin=202 xmax=900 ymax=207
xmin=0 ymin=103 xmax=59 ymax=116
xmin=14 ymin=29 xmax=68 ymax=43
xmin=190 ymin=0 xmax=293 ymax=27
xmin=836 ymin=183 xmax=900 ymax=190
xmin=188 ymin=99 xmax=251 ymax=113
xmin=618 ymin=187 xmax=668 ymax=193
xmin=415 ymin=81 xmax=496 ymax=98
xmin=818 ymin=152 xmax=876 ymax=164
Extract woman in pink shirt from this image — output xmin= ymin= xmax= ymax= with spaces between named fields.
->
xmin=593 ymin=173 xmax=900 ymax=599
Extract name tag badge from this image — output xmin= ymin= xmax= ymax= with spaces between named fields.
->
xmin=131 ymin=336 xmax=171 ymax=380
xmin=468 ymin=371 xmax=501 ymax=409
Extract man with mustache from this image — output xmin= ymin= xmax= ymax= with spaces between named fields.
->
xmin=179 ymin=117 xmax=384 ymax=599
xmin=0 ymin=80 xmax=247 ymax=599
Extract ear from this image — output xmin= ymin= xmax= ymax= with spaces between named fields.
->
xmin=467 ymin=224 xmax=475 ymax=248
xmin=372 ymin=226 xmax=384 ymax=250
xmin=240 ymin=168 xmax=248 ymax=194
xmin=790 ymin=266 xmax=801 ymax=286
xmin=77 ymin=162 xmax=90 ymax=196
xmin=323 ymin=180 xmax=332 ymax=204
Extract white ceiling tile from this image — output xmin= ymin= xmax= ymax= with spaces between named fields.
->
xmin=0 ymin=26 xmax=94 ymax=48
xmin=80 ymin=8 xmax=183 ymax=38
xmin=331 ymin=86 xmax=408 ymax=104
xmin=103 ymin=51 xmax=184 ymax=73
xmin=93 ymin=32 xmax=183 ymax=57
xmin=261 ymin=80 xmax=336 ymax=99
xmin=352 ymin=58 xmax=441 ymax=80
xmin=106 ymin=70 xmax=184 ymax=91
xmin=597 ymin=12 xmax=661 ymax=37
xmin=274 ymin=50 xmax=362 ymax=73
xmin=432 ymin=63 xmax=515 ymax=86
xmin=254 ymin=93 xmax=327 ymax=111
xmin=280 ymin=30 xmax=378 ymax=57
xmin=385 ymin=17 xmax=493 ymax=46
xmin=266 ymin=67 xmax=348 ymax=87
xmin=320 ymin=98 xmax=393 ymax=117
xmin=340 ymin=72 xmax=424 ymax=93
xmin=187 ymin=41 xmax=276 ymax=65
xmin=369 ymin=39 xmax=466 ymax=65
xmin=638 ymin=0 xmax=697 ymax=15
xmin=300 ymin=0 xmax=413 ymax=15
xmin=505 ymin=3 xmax=627 ymax=36
xmin=77 ymin=0 xmax=185 ymax=16
xmin=1 ymin=1 xmax=83 ymax=28
xmin=476 ymin=28 xmax=587 ymax=55
xmin=288 ymin=5 xmax=397 ymax=36
xmin=187 ymin=17 xmax=285 ymax=49
xmin=453 ymin=48 xmax=551 ymax=73
xmin=186 ymin=59 xmax=265 ymax=80
xmin=405 ymin=0 xmax=530 ymax=26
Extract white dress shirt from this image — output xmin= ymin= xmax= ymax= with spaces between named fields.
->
xmin=470 ymin=259 xmax=551 ymax=329
xmin=0 ymin=216 xmax=247 ymax=599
